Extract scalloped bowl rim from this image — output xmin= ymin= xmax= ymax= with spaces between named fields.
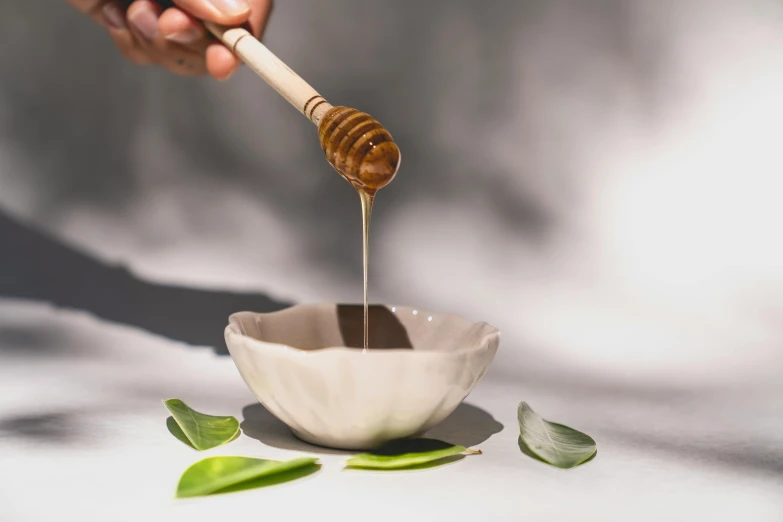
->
xmin=224 ymin=303 xmax=501 ymax=356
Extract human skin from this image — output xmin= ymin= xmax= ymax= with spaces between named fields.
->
xmin=68 ymin=0 xmax=273 ymax=80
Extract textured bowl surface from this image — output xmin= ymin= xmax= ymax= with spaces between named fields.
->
xmin=224 ymin=303 xmax=500 ymax=450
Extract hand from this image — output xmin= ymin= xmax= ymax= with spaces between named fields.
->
xmin=69 ymin=0 xmax=273 ymax=80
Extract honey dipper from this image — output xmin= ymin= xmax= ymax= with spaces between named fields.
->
xmin=117 ymin=1 xmax=401 ymax=194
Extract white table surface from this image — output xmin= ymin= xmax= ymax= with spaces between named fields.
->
xmin=1 ymin=297 xmax=781 ymax=522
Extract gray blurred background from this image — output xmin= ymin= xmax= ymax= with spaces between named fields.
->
xmin=1 ymin=0 xmax=783 ymax=390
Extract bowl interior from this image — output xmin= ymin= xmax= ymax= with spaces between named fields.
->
xmin=229 ymin=304 xmax=496 ymax=352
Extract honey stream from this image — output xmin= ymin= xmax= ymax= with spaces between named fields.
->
xmin=358 ymin=190 xmax=374 ymax=352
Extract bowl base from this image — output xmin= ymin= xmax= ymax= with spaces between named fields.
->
xmin=290 ymin=428 xmax=389 ymax=451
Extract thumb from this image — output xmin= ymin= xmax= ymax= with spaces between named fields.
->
xmin=172 ymin=0 xmax=251 ymax=25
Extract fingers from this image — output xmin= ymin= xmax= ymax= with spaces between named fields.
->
xmin=127 ymin=0 xmax=161 ymax=43
xmin=171 ymin=0 xmax=250 ymax=26
xmin=158 ymin=5 xmax=239 ymax=80
xmin=205 ymin=42 xmax=239 ymax=80
xmin=82 ymin=1 xmax=155 ymax=66
xmin=246 ymin=0 xmax=273 ymax=39
xmin=158 ymin=7 xmax=206 ymax=47
xmin=158 ymin=6 xmax=223 ymax=78
xmin=69 ymin=0 xmax=156 ymax=68
xmin=70 ymin=0 xmax=124 ymax=29
xmin=100 ymin=2 xmax=129 ymax=30
xmin=127 ymin=0 xmax=208 ymax=76
xmin=168 ymin=0 xmax=262 ymax=80
xmin=72 ymin=0 xmax=274 ymax=80
xmin=159 ymin=8 xmax=241 ymax=80
xmin=169 ymin=0 xmax=273 ymax=80
xmin=108 ymin=21 xmax=153 ymax=65
xmin=201 ymin=0 xmax=273 ymax=80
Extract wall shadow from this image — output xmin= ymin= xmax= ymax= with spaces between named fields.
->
xmin=240 ymin=401 xmax=503 ymax=454
xmin=0 ymin=209 xmax=291 ymax=355
xmin=0 ymin=0 xmax=566 ymax=291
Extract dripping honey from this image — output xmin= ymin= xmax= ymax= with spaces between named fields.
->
xmin=316 ymin=107 xmax=400 ymax=351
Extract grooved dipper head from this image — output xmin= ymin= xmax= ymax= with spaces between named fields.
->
xmin=318 ymin=106 xmax=400 ymax=194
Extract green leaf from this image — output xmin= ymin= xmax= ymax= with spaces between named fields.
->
xmin=176 ymin=456 xmax=320 ymax=498
xmin=517 ymin=402 xmax=597 ymax=469
xmin=163 ymin=399 xmax=240 ymax=451
xmin=344 ymin=438 xmax=481 ymax=470
xmin=166 ymin=416 xmax=196 ymax=449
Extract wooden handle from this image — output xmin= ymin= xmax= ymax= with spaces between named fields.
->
xmin=205 ymin=23 xmax=333 ymax=126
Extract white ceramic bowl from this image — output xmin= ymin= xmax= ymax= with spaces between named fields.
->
xmin=224 ymin=303 xmax=500 ymax=450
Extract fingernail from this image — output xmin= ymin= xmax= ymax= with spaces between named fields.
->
xmin=206 ymin=0 xmax=249 ymax=16
xmin=165 ymin=27 xmax=202 ymax=45
xmin=102 ymin=3 xmax=127 ymax=29
xmin=128 ymin=4 xmax=158 ymax=40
